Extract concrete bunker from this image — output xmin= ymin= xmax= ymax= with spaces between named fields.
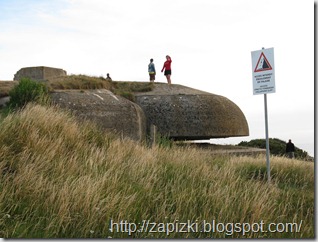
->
xmin=134 ymin=83 xmax=249 ymax=140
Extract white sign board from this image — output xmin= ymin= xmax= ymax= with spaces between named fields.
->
xmin=251 ymin=47 xmax=275 ymax=95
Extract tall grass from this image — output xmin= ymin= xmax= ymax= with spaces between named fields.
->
xmin=48 ymin=75 xmax=112 ymax=90
xmin=0 ymin=104 xmax=314 ymax=238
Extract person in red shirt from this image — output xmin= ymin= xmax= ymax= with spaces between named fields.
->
xmin=161 ymin=55 xmax=172 ymax=84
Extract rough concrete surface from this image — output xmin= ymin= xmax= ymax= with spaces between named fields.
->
xmin=50 ymin=89 xmax=146 ymax=141
xmin=134 ymin=83 xmax=249 ymax=140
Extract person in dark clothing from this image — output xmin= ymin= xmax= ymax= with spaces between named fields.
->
xmin=106 ymin=73 xmax=112 ymax=81
xmin=286 ymin=139 xmax=295 ymax=159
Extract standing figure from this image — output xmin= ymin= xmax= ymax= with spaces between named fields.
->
xmin=148 ymin=58 xmax=156 ymax=82
xmin=286 ymin=139 xmax=295 ymax=159
xmin=161 ymin=55 xmax=172 ymax=84
xmin=106 ymin=73 xmax=112 ymax=81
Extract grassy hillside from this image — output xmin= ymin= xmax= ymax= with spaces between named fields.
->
xmin=0 ymin=104 xmax=314 ymax=238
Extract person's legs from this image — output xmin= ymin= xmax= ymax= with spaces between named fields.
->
xmin=164 ymin=70 xmax=171 ymax=84
xmin=166 ymin=74 xmax=171 ymax=84
xmin=150 ymin=74 xmax=155 ymax=82
xmin=288 ymin=152 xmax=295 ymax=159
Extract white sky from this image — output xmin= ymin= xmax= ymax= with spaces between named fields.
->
xmin=0 ymin=0 xmax=314 ymax=156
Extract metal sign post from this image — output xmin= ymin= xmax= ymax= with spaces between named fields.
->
xmin=251 ymin=47 xmax=275 ymax=183
xmin=264 ymin=93 xmax=270 ymax=182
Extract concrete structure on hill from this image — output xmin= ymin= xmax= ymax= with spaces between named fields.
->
xmin=14 ymin=66 xmax=66 ymax=81
xmin=50 ymin=83 xmax=249 ymax=141
xmin=134 ymin=84 xmax=249 ymax=140
xmin=7 ymin=66 xmax=249 ymax=141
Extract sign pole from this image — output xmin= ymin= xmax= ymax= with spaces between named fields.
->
xmin=261 ymin=46 xmax=271 ymax=183
xmin=264 ymin=93 xmax=271 ymax=182
xmin=251 ymin=46 xmax=275 ymax=183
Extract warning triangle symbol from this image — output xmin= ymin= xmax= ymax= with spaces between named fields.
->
xmin=254 ymin=52 xmax=272 ymax=72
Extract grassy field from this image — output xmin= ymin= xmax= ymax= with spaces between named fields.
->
xmin=0 ymin=104 xmax=314 ymax=238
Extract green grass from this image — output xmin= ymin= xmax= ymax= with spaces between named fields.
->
xmin=0 ymin=104 xmax=314 ymax=238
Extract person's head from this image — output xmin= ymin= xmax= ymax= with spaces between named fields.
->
xmin=288 ymin=139 xmax=292 ymax=143
xmin=150 ymin=58 xmax=153 ymax=62
xmin=107 ymin=73 xmax=110 ymax=77
xmin=166 ymin=55 xmax=170 ymax=60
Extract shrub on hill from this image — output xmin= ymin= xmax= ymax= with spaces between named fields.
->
xmin=7 ymin=78 xmax=49 ymax=109
xmin=237 ymin=138 xmax=309 ymax=160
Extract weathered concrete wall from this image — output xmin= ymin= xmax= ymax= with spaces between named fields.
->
xmin=134 ymin=83 xmax=249 ymax=140
xmin=14 ymin=66 xmax=66 ymax=81
xmin=50 ymin=89 xmax=146 ymax=141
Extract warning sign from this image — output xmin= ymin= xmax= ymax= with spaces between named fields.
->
xmin=254 ymin=52 xmax=272 ymax=72
xmin=251 ymin=48 xmax=275 ymax=95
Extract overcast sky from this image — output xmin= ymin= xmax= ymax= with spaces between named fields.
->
xmin=0 ymin=0 xmax=314 ymax=156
